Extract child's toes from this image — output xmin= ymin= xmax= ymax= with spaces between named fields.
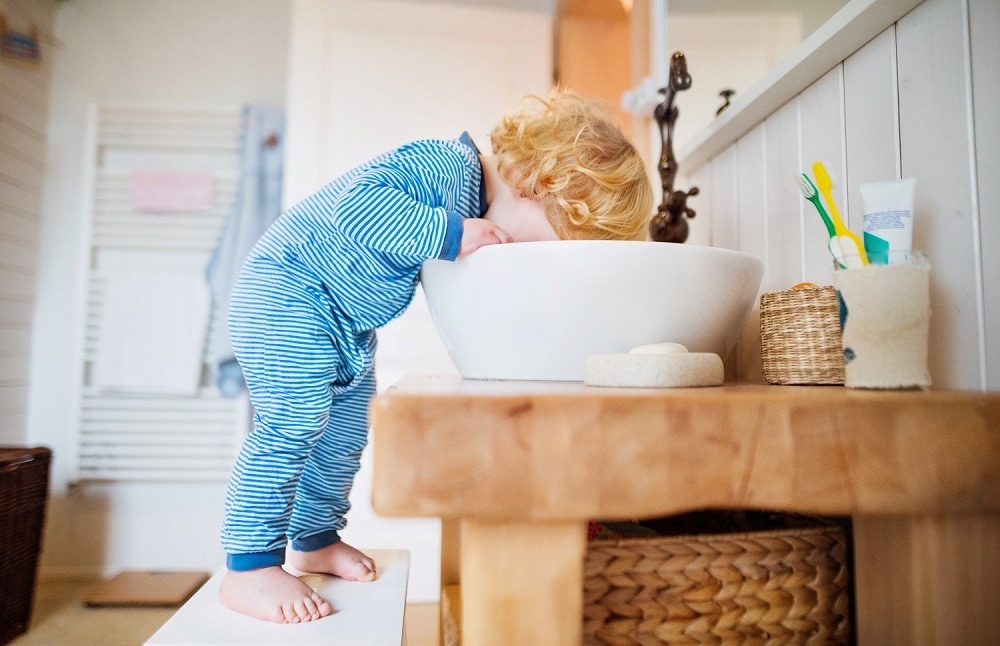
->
xmin=356 ymin=561 xmax=376 ymax=582
xmin=296 ymin=597 xmax=317 ymax=621
xmin=310 ymin=593 xmax=333 ymax=617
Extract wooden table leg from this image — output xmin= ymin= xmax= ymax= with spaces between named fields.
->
xmin=440 ymin=518 xmax=461 ymax=646
xmin=459 ymin=519 xmax=586 ymax=646
xmin=853 ymin=513 xmax=1000 ymax=645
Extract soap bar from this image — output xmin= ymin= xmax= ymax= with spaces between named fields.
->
xmin=584 ymin=352 xmax=723 ymax=388
xmin=628 ymin=342 xmax=688 ymax=355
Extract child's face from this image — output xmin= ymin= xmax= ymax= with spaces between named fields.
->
xmin=483 ymin=188 xmax=559 ymax=243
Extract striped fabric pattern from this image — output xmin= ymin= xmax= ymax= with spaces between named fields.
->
xmin=221 ymin=135 xmax=485 ymax=567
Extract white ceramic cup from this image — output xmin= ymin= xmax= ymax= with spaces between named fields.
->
xmin=832 ymin=251 xmax=931 ymax=389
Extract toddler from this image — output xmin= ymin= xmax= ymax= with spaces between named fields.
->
xmin=218 ymin=90 xmax=653 ymax=623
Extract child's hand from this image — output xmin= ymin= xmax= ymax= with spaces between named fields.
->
xmin=459 ymin=218 xmax=512 ymax=256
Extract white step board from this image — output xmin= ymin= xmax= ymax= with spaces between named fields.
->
xmin=146 ymin=549 xmax=410 ymax=646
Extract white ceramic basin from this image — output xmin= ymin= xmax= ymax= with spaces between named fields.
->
xmin=420 ymin=240 xmax=764 ymax=381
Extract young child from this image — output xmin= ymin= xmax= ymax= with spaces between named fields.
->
xmin=218 ymin=90 xmax=653 ymax=623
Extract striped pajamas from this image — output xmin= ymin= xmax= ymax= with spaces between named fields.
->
xmin=221 ymin=134 xmax=486 ymax=571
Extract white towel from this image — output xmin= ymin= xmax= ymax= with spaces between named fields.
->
xmin=93 ymin=270 xmax=211 ymax=395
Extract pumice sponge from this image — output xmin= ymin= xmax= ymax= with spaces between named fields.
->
xmin=584 ymin=343 xmax=723 ymax=388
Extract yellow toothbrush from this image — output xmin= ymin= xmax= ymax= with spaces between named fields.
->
xmin=812 ymin=161 xmax=868 ymax=266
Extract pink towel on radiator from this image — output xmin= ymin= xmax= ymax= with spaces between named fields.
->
xmin=130 ymin=171 xmax=215 ymax=212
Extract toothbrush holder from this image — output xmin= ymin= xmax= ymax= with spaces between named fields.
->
xmin=832 ymin=251 xmax=931 ymax=389
xmin=760 ymin=283 xmax=845 ymax=385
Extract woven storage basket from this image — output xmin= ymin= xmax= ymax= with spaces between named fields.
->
xmin=1 ymin=447 xmax=52 ymax=646
xmin=760 ymin=284 xmax=845 ymax=385
xmin=583 ymin=513 xmax=852 ymax=645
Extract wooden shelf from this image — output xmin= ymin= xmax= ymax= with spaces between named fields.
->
xmin=372 ymin=376 xmax=1000 ymax=520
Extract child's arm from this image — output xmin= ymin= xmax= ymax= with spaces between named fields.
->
xmin=333 ymin=162 xmax=486 ymax=261
xmin=333 ymin=174 xmax=447 ymax=257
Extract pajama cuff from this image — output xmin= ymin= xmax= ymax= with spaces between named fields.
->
xmin=225 ymin=530 xmax=342 ymax=571
xmin=438 ymin=211 xmax=463 ymax=260
xmin=227 ymin=546 xmax=286 ymax=571
xmin=292 ymin=529 xmax=341 ymax=552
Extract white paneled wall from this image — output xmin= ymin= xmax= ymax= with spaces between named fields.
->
xmin=764 ymin=101 xmax=806 ymax=290
xmin=970 ymin=0 xmax=1000 ymax=388
xmin=843 ymin=30 xmax=899 ymax=220
xmin=897 ymin=0 xmax=982 ymax=389
xmin=733 ymin=125 xmax=766 ymax=382
xmin=686 ymin=0 xmax=997 ymax=390
xmin=801 ymin=68 xmax=848 ymax=280
xmin=0 ymin=0 xmax=55 ymax=444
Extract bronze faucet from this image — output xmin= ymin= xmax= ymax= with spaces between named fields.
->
xmin=649 ymin=52 xmax=699 ymax=243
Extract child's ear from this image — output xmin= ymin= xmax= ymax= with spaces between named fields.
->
xmin=518 ymin=184 xmax=548 ymax=200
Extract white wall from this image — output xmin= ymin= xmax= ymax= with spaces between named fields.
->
xmin=28 ymin=0 xmax=290 ymax=578
xmin=0 ymin=0 xmax=56 ymax=445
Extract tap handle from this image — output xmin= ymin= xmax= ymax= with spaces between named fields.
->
xmin=669 ymin=52 xmax=692 ymax=92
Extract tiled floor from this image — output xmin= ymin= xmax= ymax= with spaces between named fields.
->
xmin=10 ymin=578 xmax=438 ymax=646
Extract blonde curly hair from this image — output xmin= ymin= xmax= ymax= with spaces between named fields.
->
xmin=489 ymin=90 xmax=653 ymax=241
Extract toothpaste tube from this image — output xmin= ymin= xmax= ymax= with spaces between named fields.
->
xmin=860 ymin=178 xmax=916 ymax=265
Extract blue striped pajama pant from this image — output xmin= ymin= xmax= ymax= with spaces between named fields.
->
xmin=221 ymin=255 xmax=376 ymax=571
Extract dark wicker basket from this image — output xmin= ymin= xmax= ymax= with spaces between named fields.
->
xmin=583 ymin=512 xmax=852 ymax=645
xmin=1 ymin=447 xmax=52 ymax=646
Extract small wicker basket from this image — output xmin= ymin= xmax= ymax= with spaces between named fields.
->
xmin=583 ymin=513 xmax=852 ymax=645
xmin=1 ymin=447 xmax=52 ymax=646
xmin=760 ymin=284 xmax=845 ymax=385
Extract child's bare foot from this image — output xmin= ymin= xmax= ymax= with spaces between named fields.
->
xmin=219 ymin=566 xmax=332 ymax=623
xmin=289 ymin=540 xmax=377 ymax=582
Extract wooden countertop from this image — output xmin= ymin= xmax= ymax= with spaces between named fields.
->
xmin=370 ymin=376 xmax=1000 ymax=520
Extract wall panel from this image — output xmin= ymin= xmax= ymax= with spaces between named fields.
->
xmin=843 ymin=27 xmax=900 ymax=223
xmin=735 ymin=125 xmax=767 ymax=382
xmin=763 ymin=101 xmax=802 ymax=291
xmin=969 ymin=0 xmax=1000 ymax=389
xmin=685 ymin=164 xmax=712 ymax=247
xmin=0 ymin=0 xmax=54 ymax=444
xmin=737 ymin=126 xmax=768 ymax=265
xmin=897 ymin=0 xmax=982 ymax=389
xmin=800 ymin=66 xmax=848 ymax=286
xmin=708 ymin=146 xmax=738 ymax=250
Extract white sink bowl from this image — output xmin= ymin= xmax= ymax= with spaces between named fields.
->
xmin=420 ymin=240 xmax=764 ymax=381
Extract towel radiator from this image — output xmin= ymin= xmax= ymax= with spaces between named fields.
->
xmin=70 ymin=103 xmax=249 ymax=482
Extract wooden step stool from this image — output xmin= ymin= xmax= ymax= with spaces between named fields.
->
xmin=146 ymin=549 xmax=410 ymax=646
